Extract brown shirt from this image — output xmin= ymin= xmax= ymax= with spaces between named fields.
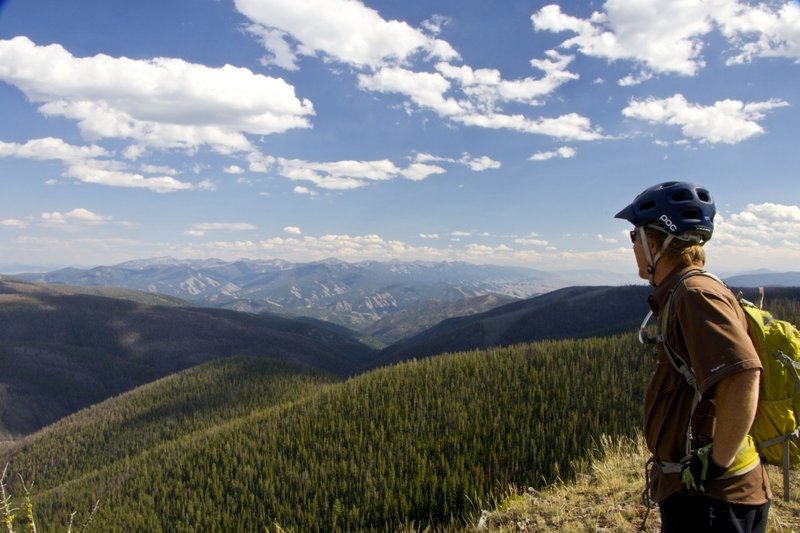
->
xmin=644 ymin=266 xmax=771 ymax=504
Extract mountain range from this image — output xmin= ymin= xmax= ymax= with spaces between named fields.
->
xmin=14 ymin=257 xmax=639 ymax=345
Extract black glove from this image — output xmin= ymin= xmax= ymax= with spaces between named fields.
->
xmin=681 ymin=444 xmax=728 ymax=492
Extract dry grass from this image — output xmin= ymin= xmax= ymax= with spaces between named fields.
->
xmin=479 ymin=434 xmax=800 ymax=532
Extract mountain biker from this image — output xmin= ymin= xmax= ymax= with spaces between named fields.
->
xmin=616 ymin=181 xmax=771 ymax=532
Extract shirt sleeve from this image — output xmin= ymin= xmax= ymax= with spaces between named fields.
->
xmin=671 ymin=285 xmax=762 ymax=395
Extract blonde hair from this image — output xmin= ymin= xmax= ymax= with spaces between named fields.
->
xmin=645 ymin=228 xmax=706 ymax=268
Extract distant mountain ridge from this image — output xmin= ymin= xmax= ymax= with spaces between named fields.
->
xmin=0 ymin=277 xmax=374 ymax=438
xmin=15 ymin=257 xmax=640 ymax=343
xmin=723 ymin=271 xmax=800 ymax=287
xmin=372 ymin=285 xmax=653 ymax=367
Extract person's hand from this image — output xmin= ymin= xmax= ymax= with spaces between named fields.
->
xmin=681 ymin=444 xmax=728 ymax=491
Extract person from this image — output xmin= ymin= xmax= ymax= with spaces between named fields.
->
xmin=615 ymin=181 xmax=771 ymax=532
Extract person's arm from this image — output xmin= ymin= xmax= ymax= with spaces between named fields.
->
xmin=711 ymin=368 xmax=760 ymax=467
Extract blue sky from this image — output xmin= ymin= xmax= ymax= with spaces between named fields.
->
xmin=0 ymin=0 xmax=798 ymax=275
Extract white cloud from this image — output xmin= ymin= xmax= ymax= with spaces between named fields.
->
xmin=0 ymin=137 xmax=107 ymax=161
xmin=359 ymin=61 xmax=602 ymax=140
xmin=459 ymin=154 xmax=501 ymax=171
xmin=140 ymin=164 xmax=177 ymax=176
xmin=514 ymin=235 xmax=550 ymax=246
xmin=597 ymin=234 xmax=619 ymax=244
xmin=529 ymin=146 xmax=576 ymax=161
xmin=705 ymin=203 xmax=800 ymax=271
xmin=293 ymin=186 xmax=317 ymax=196
xmin=400 ymin=163 xmax=446 ymax=181
xmin=717 ymin=1 xmax=800 ymax=65
xmin=1 ymin=218 xmax=28 ymax=229
xmin=622 ymin=94 xmax=789 ymax=143
xmin=715 ymin=203 xmax=800 ymax=244
xmin=41 ymin=208 xmax=110 ymax=226
xmin=224 ymin=165 xmax=246 ymax=174
xmin=248 ymin=26 xmax=301 ymax=71
xmin=435 ymin=49 xmax=579 ymax=108
xmin=64 ymin=161 xmax=196 ymax=193
xmin=236 ymin=0 xmax=597 ymax=140
xmin=186 ymin=222 xmax=257 ymax=237
xmin=532 ymin=1 xmax=800 ymax=81
xmin=248 ymin=156 xmax=447 ymax=190
xmin=618 ymin=72 xmax=654 ymax=87
xmin=412 ymin=152 xmax=501 ymax=171
xmin=235 ymin=0 xmax=459 ymax=70
xmin=284 ymin=226 xmax=302 ymax=235
xmin=421 ymin=14 xmax=451 ymax=36
xmin=419 ymin=233 xmax=440 ymax=239
xmin=0 ymin=36 xmax=314 ymax=154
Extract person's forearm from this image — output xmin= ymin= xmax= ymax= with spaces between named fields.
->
xmin=711 ymin=368 xmax=760 ymax=467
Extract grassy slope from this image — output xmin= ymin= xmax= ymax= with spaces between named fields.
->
xmin=481 ymin=434 xmax=800 ymax=532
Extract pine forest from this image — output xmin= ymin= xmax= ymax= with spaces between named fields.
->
xmin=1 ymin=293 xmax=798 ymax=531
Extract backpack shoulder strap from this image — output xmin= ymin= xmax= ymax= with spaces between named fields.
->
xmin=660 ymin=269 xmax=718 ymax=390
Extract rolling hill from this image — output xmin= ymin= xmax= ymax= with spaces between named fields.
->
xmin=0 ymin=277 xmax=375 ymax=438
xmin=371 ymin=284 xmax=800 ymax=369
xmin=1 ymin=334 xmax=648 ymax=531
xmin=371 ymin=285 xmax=653 ymax=368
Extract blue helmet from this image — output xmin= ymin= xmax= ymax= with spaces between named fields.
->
xmin=615 ymin=181 xmax=715 ymax=243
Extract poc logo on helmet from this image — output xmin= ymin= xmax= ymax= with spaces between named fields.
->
xmin=660 ymin=214 xmax=678 ymax=232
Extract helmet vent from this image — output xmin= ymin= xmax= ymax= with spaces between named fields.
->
xmin=671 ymin=189 xmax=692 ymax=202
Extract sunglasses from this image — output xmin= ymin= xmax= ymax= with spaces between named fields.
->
xmin=629 ymin=229 xmax=639 ymax=244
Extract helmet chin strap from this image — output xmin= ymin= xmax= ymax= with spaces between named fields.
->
xmin=639 ymin=226 xmax=674 ymax=286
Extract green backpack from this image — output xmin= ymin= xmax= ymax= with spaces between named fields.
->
xmin=739 ymin=294 xmax=800 ymax=500
xmin=649 ymin=271 xmax=800 ymax=500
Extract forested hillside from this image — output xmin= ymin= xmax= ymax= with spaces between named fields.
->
xmin=372 ymin=285 xmax=652 ymax=367
xmin=373 ymin=285 xmax=800 ymax=368
xmin=0 ymin=277 xmax=374 ymax=437
xmin=2 ymin=334 xmax=649 ymax=531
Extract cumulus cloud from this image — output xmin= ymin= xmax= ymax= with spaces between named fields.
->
xmin=532 ymin=1 xmax=800 ymax=81
xmin=235 ymin=0 xmax=459 ymax=70
xmin=435 ymin=49 xmax=579 ymax=108
xmin=0 ymin=137 xmax=107 ymax=161
xmin=237 ymin=0 xmax=599 ymax=140
xmin=63 ymin=161 xmax=196 ymax=193
xmin=717 ymin=1 xmax=800 ymax=65
xmin=459 ymin=154 xmax=501 ymax=171
xmin=707 ymin=202 xmax=800 ymax=270
xmin=0 ymin=36 xmax=314 ymax=154
xmin=359 ymin=62 xmax=603 ymax=140
xmin=622 ymin=93 xmax=789 ymax=143
xmin=284 ymin=226 xmax=302 ymax=235
xmin=41 ymin=208 xmax=110 ymax=226
xmin=529 ymin=146 xmax=576 ymax=161
xmin=248 ymin=156 xmax=446 ymax=190
xmin=715 ymin=203 xmax=800 ymax=245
